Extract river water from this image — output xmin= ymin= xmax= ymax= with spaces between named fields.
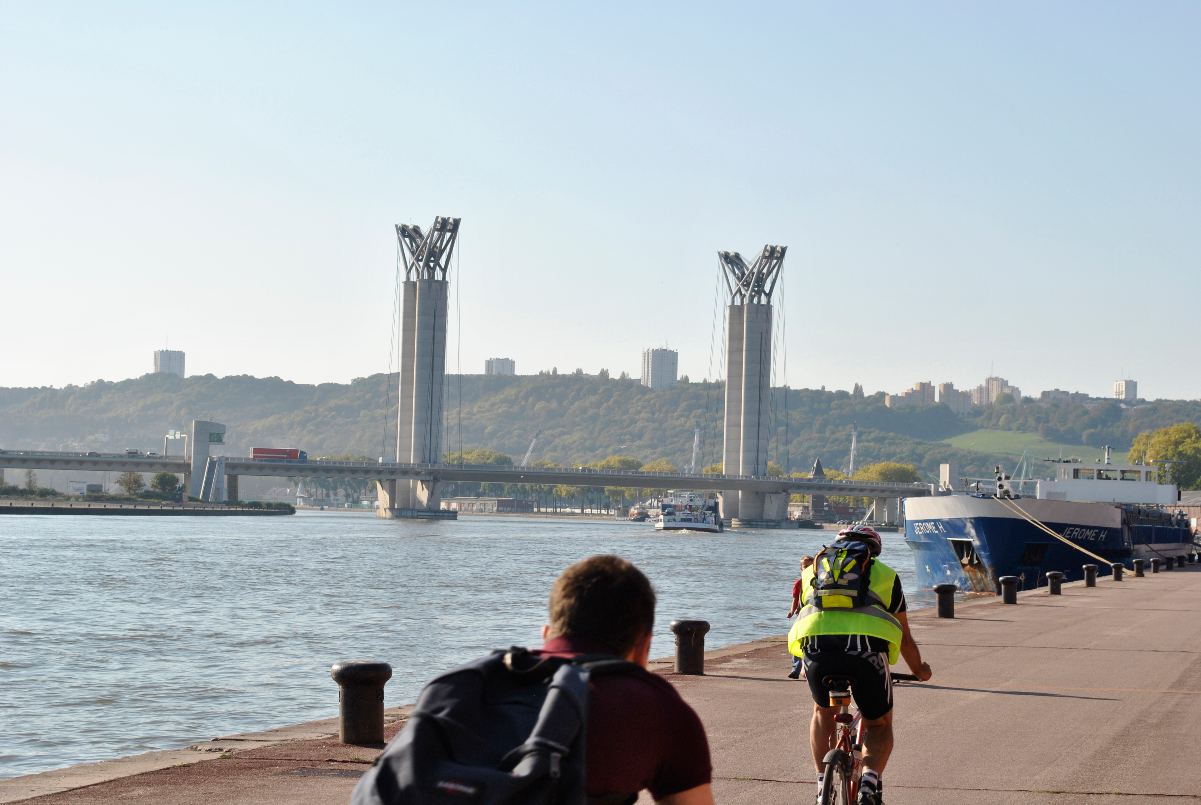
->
xmin=0 ymin=512 xmax=927 ymax=779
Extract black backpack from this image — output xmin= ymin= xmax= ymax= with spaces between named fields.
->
xmin=810 ymin=540 xmax=875 ymax=609
xmin=351 ymin=648 xmax=641 ymax=805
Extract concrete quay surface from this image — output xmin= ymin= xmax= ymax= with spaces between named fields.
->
xmin=3 ymin=564 xmax=1199 ymax=804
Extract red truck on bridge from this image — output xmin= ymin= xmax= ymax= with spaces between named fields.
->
xmin=250 ymin=448 xmax=308 ymax=461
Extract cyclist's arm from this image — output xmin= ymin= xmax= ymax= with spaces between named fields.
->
xmin=658 ymin=783 xmax=714 ymax=805
xmin=894 ymin=610 xmax=932 ymax=681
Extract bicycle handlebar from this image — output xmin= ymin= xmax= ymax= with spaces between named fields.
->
xmin=890 ymin=672 xmax=920 ymax=682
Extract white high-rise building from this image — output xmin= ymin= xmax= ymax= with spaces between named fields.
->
xmin=1114 ymin=379 xmax=1137 ymax=401
xmin=154 ymin=350 xmax=185 ymax=378
xmin=485 ymin=358 xmax=515 ymax=376
xmin=640 ymin=348 xmax=678 ymax=390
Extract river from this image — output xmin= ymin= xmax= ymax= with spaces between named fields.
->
xmin=0 ymin=512 xmax=926 ymax=779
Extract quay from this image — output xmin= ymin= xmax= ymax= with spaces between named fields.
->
xmin=0 ymin=500 xmax=292 ymax=516
xmin=3 ymin=564 xmax=1198 ymax=804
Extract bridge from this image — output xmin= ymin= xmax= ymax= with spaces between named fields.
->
xmin=1 ymin=218 xmax=935 ymax=526
xmin=0 ymin=449 xmax=930 ymax=524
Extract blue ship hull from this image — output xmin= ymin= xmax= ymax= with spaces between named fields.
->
xmin=903 ymin=495 xmax=1193 ymax=593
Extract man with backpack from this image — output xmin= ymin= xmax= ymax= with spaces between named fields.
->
xmin=352 ymin=554 xmax=714 ymax=805
xmin=788 ymin=525 xmax=932 ymax=805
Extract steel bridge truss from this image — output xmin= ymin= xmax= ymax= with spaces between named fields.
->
xmin=396 ymin=216 xmax=461 ymax=281
xmin=718 ymin=244 xmax=786 ymax=304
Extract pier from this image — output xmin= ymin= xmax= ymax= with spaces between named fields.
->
xmin=3 ymin=562 xmax=1198 ymax=803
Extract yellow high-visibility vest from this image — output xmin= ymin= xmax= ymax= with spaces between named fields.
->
xmin=788 ymin=558 xmax=903 ymax=665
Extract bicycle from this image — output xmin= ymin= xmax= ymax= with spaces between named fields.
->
xmin=817 ymin=672 xmax=919 ymax=805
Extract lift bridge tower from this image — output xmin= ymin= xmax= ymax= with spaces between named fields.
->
xmin=718 ymin=244 xmax=787 ymax=523
xmin=378 ymin=216 xmax=460 ymax=518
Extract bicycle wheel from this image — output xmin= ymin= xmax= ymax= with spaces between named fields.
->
xmin=819 ymin=751 xmax=852 ymax=805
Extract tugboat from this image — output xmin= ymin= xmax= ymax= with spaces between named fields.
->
xmin=654 ymin=491 xmax=723 ymax=533
xmin=905 ymin=455 xmax=1195 ymax=592
xmin=628 ymin=503 xmax=649 ymax=522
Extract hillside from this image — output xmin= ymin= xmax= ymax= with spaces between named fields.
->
xmin=2 ymin=373 xmax=1197 ymax=483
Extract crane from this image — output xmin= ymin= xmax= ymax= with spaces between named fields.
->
xmin=520 ymin=430 xmax=542 ymax=468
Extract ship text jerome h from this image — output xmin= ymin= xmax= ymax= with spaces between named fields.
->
xmin=904 ymin=454 xmax=1196 ymax=593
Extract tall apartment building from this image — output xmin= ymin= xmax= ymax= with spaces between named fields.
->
xmin=485 ymin=358 xmax=515 ymax=376
xmin=1040 ymin=389 xmax=1091 ymax=404
xmin=640 ymin=348 xmax=678 ymax=390
xmin=153 ymin=350 xmax=185 ymax=378
xmin=1114 ymin=379 xmax=1137 ymax=401
xmin=937 ymin=383 xmax=974 ymax=415
xmin=885 ymin=381 xmax=936 ymax=408
xmin=971 ymin=376 xmax=1021 ymax=405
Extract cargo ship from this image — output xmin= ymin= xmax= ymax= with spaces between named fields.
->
xmin=904 ymin=459 xmax=1195 ymax=592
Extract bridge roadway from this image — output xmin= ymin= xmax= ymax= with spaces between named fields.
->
xmin=0 ymin=450 xmax=931 ymax=498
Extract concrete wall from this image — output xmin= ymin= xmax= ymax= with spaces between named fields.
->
xmin=189 ymin=420 xmax=226 ymax=498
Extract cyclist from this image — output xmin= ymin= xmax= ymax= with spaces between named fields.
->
xmin=790 ymin=525 xmax=932 ymax=805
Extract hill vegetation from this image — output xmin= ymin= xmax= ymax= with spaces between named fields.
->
xmin=2 ymin=373 xmax=1199 ymax=485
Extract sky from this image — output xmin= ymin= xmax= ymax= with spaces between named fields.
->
xmin=2 ymin=2 xmax=1199 ymax=400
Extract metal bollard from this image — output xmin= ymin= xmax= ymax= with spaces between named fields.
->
xmin=1046 ymin=571 xmax=1064 ymax=595
xmin=1190 ymin=553 xmax=1197 ymax=565
xmin=1165 ymin=556 xmax=1174 ymax=571
xmin=1111 ymin=562 xmax=1123 ymax=581
xmin=330 ymin=660 xmax=392 ymax=744
xmin=1083 ymin=564 xmax=1098 ymax=587
xmin=1133 ymin=559 xmax=1145 ymax=577
xmin=670 ymin=619 xmax=711 ymax=675
xmin=933 ymin=583 xmax=957 ymax=618
xmin=1179 ymin=555 xmax=1188 ymax=568
xmin=1151 ymin=558 xmax=1161 ymax=573
xmin=999 ymin=575 xmax=1018 ymax=604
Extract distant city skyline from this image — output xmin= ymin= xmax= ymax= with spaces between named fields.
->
xmin=3 ymin=4 xmax=1199 ymax=398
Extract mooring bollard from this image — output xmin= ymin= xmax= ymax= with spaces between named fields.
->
xmin=330 ymin=660 xmax=392 ymax=744
xmin=1046 ymin=571 xmax=1064 ymax=595
xmin=1165 ymin=556 xmax=1174 ymax=571
xmin=1133 ymin=558 xmax=1145 ymax=577
xmin=1083 ymin=564 xmax=1098 ymax=587
xmin=1189 ymin=553 xmax=1197 ymax=565
xmin=670 ymin=619 xmax=711 ymax=675
xmin=1151 ymin=558 xmax=1161 ymax=573
xmin=999 ymin=575 xmax=1018 ymax=604
xmin=1111 ymin=562 xmax=1123 ymax=581
xmin=1179 ymin=555 xmax=1188 ymax=568
xmin=933 ymin=583 xmax=957 ymax=618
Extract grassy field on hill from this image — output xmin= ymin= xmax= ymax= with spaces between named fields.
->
xmin=944 ymin=429 xmax=1127 ymax=463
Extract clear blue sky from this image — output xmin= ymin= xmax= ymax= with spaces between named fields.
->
xmin=3 ymin=2 xmax=1198 ymax=399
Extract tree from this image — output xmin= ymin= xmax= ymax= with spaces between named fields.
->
xmin=854 ymin=462 xmax=922 ymax=484
xmin=993 ymin=392 xmax=1015 ymax=405
xmin=767 ymin=461 xmax=782 ymax=477
xmin=443 ymin=448 xmax=513 ymax=466
xmin=589 ymin=456 xmax=642 ymax=471
xmin=641 ymin=460 xmax=678 ymax=473
xmin=150 ymin=472 xmax=180 ymax=496
xmin=598 ymin=368 xmax=610 ymax=380
xmin=24 ymin=470 xmax=38 ymax=493
xmin=116 ymin=471 xmax=145 ymax=496
xmin=701 ymin=463 xmax=723 ymax=475
xmin=1128 ymin=423 xmax=1201 ymax=489
xmin=852 ymin=383 xmax=864 ymax=399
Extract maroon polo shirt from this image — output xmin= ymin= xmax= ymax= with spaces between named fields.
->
xmin=538 ymin=636 xmax=712 ymax=800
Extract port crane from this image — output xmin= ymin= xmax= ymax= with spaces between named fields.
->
xmin=520 ymin=430 xmax=542 ymax=468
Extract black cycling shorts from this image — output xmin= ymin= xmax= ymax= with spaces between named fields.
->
xmin=802 ymin=649 xmax=893 ymax=720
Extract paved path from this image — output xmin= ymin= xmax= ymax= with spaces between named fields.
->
xmin=4 ymin=564 xmax=1199 ymax=803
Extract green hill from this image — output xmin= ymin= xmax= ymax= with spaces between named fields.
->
xmin=2 ymin=373 xmax=1198 ymax=484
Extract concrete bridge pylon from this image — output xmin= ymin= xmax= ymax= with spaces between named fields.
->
xmin=379 ymin=216 xmax=460 ymax=519
xmin=717 ymin=244 xmax=786 ymax=523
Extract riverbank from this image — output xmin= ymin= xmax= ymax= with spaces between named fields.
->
xmin=5 ymin=563 xmax=1199 ymax=803
xmin=0 ymin=500 xmax=292 ymax=516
